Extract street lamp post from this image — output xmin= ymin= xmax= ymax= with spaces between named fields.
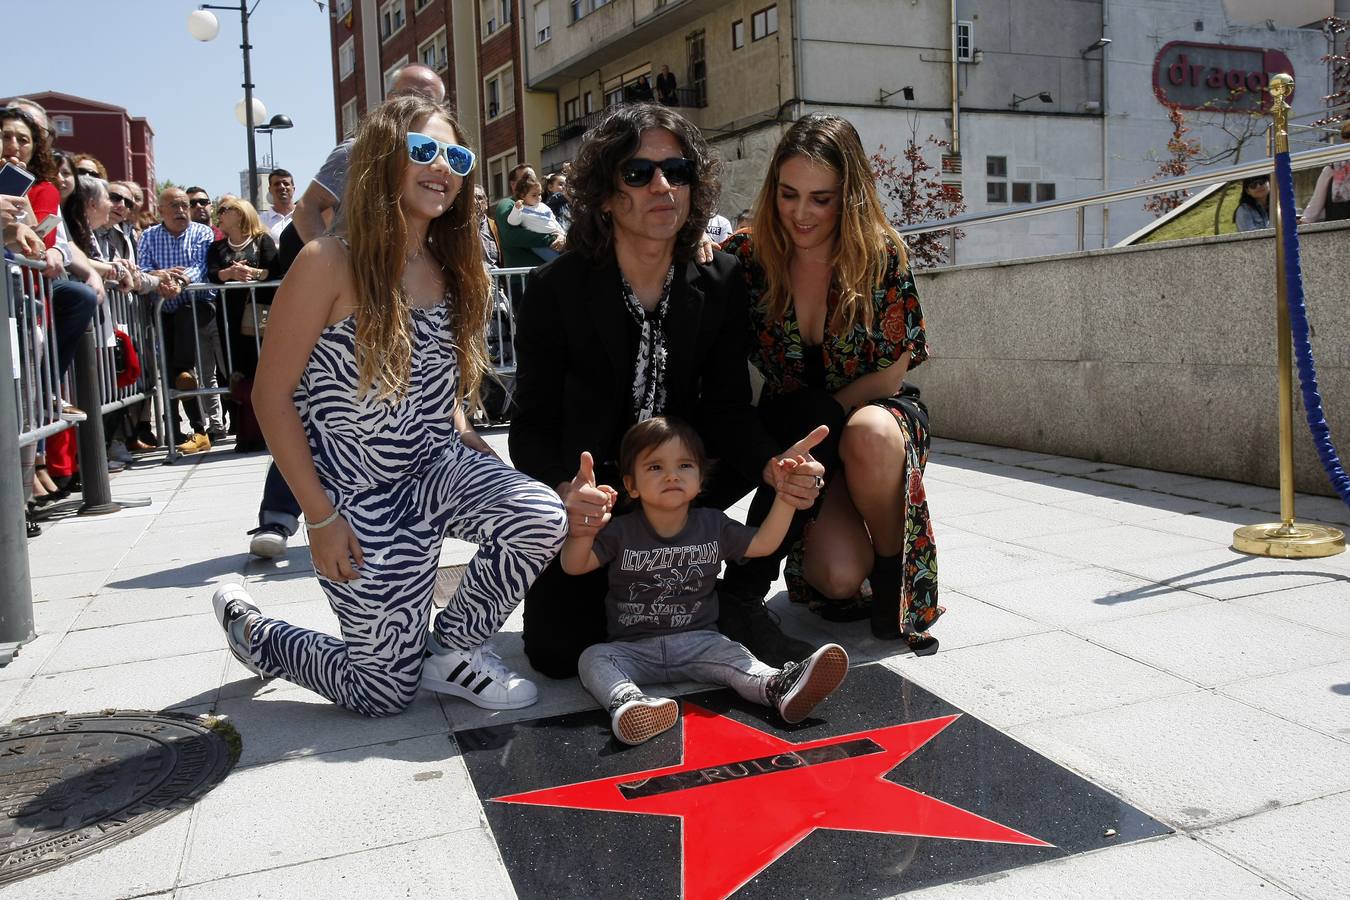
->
xmin=254 ymin=113 xmax=294 ymax=171
xmin=188 ymin=3 xmax=261 ymax=209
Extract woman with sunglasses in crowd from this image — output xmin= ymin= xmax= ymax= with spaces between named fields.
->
xmin=510 ymin=103 xmax=826 ymax=681
xmin=207 ymin=197 xmax=281 ymax=452
xmin=1233 ymin=175 xmax=1271 ymax=232
xmin=211 ymin=94 xmax=566 ymax=718
xmin=723 ymin=113 xmax=942 ymax=656
xmin=1301 ymin=120 xmax=1350 ymax=223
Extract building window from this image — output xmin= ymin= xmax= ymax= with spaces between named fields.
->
xmin=484 ymin=64 xmax=515 ymax=120
xmin=383 ymin=56 xmax=409 ymax=98
xmin=534 ymin=0 xmax=551 ymax=44
xmin=956 ymin=21 xmax=973 ymax=62
xmin=487 ymin=150 xmax=517 ymax=201
xmin=335 ymin=0 xmax=352 ymax=16
xmin=732 ymin=19 xmax=744 ymax=50
xmin=482 ymin=0 xmax=512 ymax=38
xmin=986 ymin=182 xmax=1007 ymax=204
xmin=570 ymin=0 xmax=583 ymax=22
xmin=418 ymin=28 xmax=448 ymax=71
xmin=584 ymin=91 xmax=594 ymax=114
xmin=52 ymin=115 xmax=74 ymax=137
xmin=751 ymin=5 xmax=778 ymax=41
xmin=338 ymin=36 xmax=356 ymax=79
xmin=1036 ymin=183 xmax=1056 ymax=202
xmin=1011 ymin=182 xmax=1032 ymax=204
xmin=379 ymin=0 xmax=406 ymax=41
xmin=415 ymin=0 xmax=433 ymax=9
xmin=564 ymin=97 xmax=579 ymax=122
xmin=341 ymin=98 xmax=358 ymax=138
xmin=986 ymin=156 xmax=1007 ymax=178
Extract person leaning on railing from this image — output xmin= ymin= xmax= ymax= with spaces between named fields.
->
xmin=1300 ymin=120 xmax=1350 ymax=223
xmin=208 ymin=197 xmax=280 ymax=453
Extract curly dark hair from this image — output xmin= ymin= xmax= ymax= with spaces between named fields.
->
xmin=566 ymin=103 xmax=720 ymax=262
xmin=0 ymin=105 xmax=56 ymax=186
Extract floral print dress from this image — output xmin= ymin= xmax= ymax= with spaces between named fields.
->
xmin=725 ymin=232 xmax=942 ymax=638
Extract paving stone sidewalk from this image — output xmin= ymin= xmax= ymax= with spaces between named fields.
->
xmin=4 ymin=433 xmax=1349 ymax=899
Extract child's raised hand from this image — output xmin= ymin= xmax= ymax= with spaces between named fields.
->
xmin=566 ymin=451 xmax=613 ymax=537
xmin=514 ymin=199 xmax=524 ymax=209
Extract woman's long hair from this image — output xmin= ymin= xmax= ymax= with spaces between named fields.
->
xmin=0 ymin=106 xmax=56 ymax=185
xmin=751 ymin=113 xmax=908 ymax=334
xmin=219 ymin=197 xmax=269 ymax=241
xmin=1233 ymin=176 xmax=1268 ymax=223
xmin=343 ymin=95 xmax=490 ymax=405
xmin=567 ymin=103 xmax=720 ymax=263
xmin=60 ymin=175 xmax=104 ymax=256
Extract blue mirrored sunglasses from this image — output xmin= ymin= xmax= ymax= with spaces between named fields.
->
xmin=406 ymin=132 xmax=476 ymax=176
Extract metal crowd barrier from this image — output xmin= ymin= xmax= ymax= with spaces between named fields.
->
xmin=154 ymin=280 xmax=275 ymax=464
xmin=9 ymin=257 xmax=76 ymax=449
xmin=482 ymin=265 xmax=531 ymax=422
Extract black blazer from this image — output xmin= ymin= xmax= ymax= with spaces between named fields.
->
xmin=509 ymin=248 xmax=780 ymax=493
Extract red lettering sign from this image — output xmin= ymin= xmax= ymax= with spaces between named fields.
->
xmin=1153 ymin=41 xmax=1294 ymax=113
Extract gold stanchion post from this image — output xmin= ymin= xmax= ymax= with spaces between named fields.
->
xmin=1232 ymin=74 xmax=1345 ymax=558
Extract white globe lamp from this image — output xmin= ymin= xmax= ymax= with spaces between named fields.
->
xmin=235 ymin=97 xmax=267 ymax=127
xmin=186 ymin=9 xmax=220 ymax=41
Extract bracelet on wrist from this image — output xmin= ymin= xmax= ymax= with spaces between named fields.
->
xmin=305 ymin=509 xmax=341 ymax=530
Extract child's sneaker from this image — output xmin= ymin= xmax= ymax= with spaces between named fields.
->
xmin=608 ymin=690 xmax=679 ymax=745
xmin=767 ymin=643 xmax=849 ymax=724
xmin=421 ymin=640 xmax=538 ymax=710
xmin=212 ymin=583 xmax=266 ymax=677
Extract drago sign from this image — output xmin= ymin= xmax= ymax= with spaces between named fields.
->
xmin=1153 ymin=41 xmax=1294 ymax=112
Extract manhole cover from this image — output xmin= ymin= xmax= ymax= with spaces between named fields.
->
xmin=0 ymin=710 xmax=239 ymax=886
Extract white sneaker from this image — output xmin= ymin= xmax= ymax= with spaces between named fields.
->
xmin=421 ymin=641 xmax=538 ymax=710
xmin=247 ymin=524 xmax=288 ymax=559
xmin=212 ymin=583 xmax=266 ymax=678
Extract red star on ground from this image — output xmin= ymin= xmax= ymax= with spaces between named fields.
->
xmin=493 ymin=703 xmax=1052 ymax=900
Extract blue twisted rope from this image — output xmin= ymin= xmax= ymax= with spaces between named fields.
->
xmin=1273 ymin=150 xmax=1350 ymax=506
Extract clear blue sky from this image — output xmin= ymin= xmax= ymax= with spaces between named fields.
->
xmin=9 ymin=0 xmax=337 ymax=201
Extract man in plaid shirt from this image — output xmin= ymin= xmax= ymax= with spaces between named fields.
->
xmin=138 ymin=187 xmax=223 ymax=453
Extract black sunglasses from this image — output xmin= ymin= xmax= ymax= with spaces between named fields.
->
xmin=189 ymin=198 xmax=211 ymax=207
xmin=108 ymin=192 xmax=133 ymax=206
xmin=76 ymin=168 xmax=99 ymax=178
xmin=620 ymin=157 xmax=696 ymax=188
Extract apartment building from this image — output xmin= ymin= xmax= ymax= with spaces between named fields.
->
xmin=518 ymin=0 xmax=1336 ymax=262
xmin=327 ymin=0 xmax=556 ymax=200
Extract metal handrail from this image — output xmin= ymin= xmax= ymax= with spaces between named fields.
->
xmin=898 ymin=141 xmax=1350 ymax=238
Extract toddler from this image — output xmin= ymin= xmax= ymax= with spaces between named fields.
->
xmin=562 ymin=416 xmax=848 ymax=745
xmin=506 ymin=176 xmax=566 ymax=262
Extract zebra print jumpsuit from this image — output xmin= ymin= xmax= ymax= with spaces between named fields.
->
xmin=246 ymin=300 xmax=567 ymax=717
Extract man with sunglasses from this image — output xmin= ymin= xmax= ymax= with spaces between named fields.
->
xmin=248 ymin=63 xmax=448 ymax=560
xmin=510 ymin=104 xmax=825 ymax=680
xmin=185 ymin=186 xmax=222 ymax=240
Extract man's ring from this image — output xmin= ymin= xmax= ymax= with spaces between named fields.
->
xmin=813 ymin=475 xmax=824 ymax=489
xmin=583 ymin=515 xmax=590 ymax=525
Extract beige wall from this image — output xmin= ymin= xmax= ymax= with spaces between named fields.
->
xmin=907 ymin=221 xmax=1350 ymax=495
xmin=1222 ymin=0 xmax=1330 ymax=28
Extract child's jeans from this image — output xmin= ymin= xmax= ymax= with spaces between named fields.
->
xmin=578 ymin=629 xmax=778 ymax=708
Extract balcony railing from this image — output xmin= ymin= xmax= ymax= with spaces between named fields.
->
xmin=542 ymin=87 xmax=707 ymax=152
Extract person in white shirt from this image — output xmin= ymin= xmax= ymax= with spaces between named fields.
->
xmin=705 ymin=209 xmax=732 ymax=247
xmin=258 ymin=168 xmax=296 ymax=242
xmin=506 ymin=176 xmax=565 ymax=262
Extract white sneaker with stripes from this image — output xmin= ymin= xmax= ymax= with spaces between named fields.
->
xmin=421 ymin=641 xmax=538 ymax=710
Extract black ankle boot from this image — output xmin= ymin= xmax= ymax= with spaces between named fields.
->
xmin=868 ymin=554 xmax=904 ymax=640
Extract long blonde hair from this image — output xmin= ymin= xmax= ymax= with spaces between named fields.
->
xmin=343 ymin=95 xmax=490 ymax=405
xmin=750 ymin=113 xmax=908 ymax=334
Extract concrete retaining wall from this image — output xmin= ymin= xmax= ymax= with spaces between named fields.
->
xmin=908 ymin=220 xmax=1350 ymax=495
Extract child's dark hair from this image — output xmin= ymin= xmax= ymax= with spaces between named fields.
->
xmin=619 ymin=416 xmax=708 ymax=482
xmin=513 ymin=175 xmax=542 ymax=201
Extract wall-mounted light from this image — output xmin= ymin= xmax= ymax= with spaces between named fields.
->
xmin=879 ymin=85 xmax=916 ymax=104
xmin=1080 ymin=37 xmax=1111 ymax=56
xmin=1010 ymin=91 xmax=1053 ymax=109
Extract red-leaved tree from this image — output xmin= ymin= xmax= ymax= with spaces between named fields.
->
xmin=1144 ymin=104 xmax=1203 ymax=217
xmin=871 ymin=136 xmax=966 ymax=269
xmin=1317 ymin=16 xmax=1348 ymax=130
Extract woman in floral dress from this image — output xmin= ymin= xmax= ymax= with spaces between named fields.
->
xmin=724 ymin=113 xmax=941 ymax=654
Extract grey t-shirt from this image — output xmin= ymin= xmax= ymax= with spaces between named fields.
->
xmin=592 ymin=507 xmax=756 ymax=642
xmin=313 ymin=138 xmax=354 ymax=236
